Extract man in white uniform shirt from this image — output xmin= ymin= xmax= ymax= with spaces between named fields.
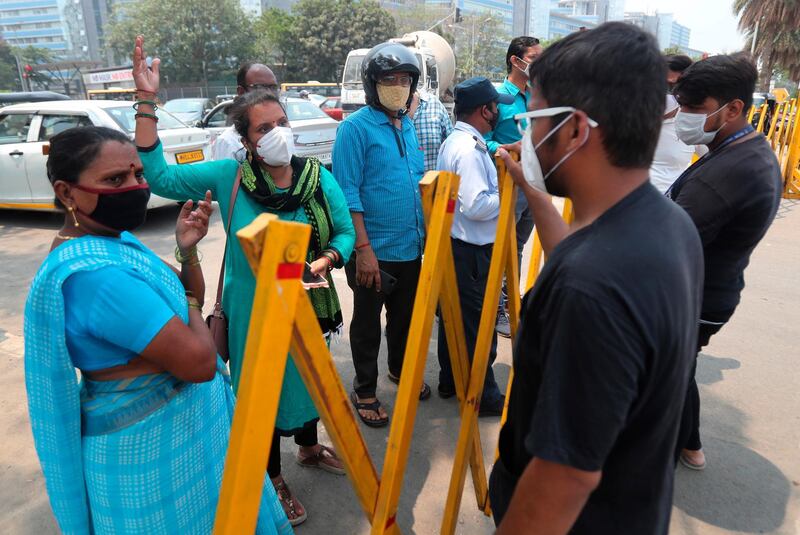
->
xmin=435 ymin=77 xmax=514 ymax=416
xmin=211 ymin=62 xmax=279 ymax=161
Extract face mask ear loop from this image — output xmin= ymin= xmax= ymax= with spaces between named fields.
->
xmin=543 ymin=119 xmax=591 ymax=181
xmin=534 ymin=112 xmax=575 ymax=151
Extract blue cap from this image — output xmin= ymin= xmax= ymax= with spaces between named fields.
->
xmin=454 ymin=77 xmax=515 ymax=109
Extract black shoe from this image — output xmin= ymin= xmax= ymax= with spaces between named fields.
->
xmin=437 ymin=385 xmax=456 ymax=399
xmin=478 ymin=395 xmax=506 ymax=417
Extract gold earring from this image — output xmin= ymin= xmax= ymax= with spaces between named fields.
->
xmin=68 ymin=206 xmax=80 ymax=227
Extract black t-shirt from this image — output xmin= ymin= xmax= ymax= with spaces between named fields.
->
xmin=670 ymin=134 xmax=782 ymax=319
xmin=496 ymin=183 xmax=703 ymax=534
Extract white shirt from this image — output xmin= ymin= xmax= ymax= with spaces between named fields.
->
xmin=211 ymin=125 xmax=246 ymax=162
xmin=436 ymin=121 xmax=500 ymax=246
xmin=649 ymin=117 xmax=697 ymax=194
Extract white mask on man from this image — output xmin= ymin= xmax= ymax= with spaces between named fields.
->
xmin=256 ymin=126 xmax=295 ymax=166
xmin=517 ymin=107 xmax=598 ymax=194
xmin=674 ymin=103 xmax=728 ymax=146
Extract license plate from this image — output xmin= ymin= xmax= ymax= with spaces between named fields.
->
xmin=176 ymin=149 xmax=204 ymax=164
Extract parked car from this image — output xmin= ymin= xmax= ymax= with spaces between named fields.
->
xmin=163 ymin=97 xmax=214 ymax=125
xmin=0 ymin=91 xmax=70 ymax=106
xmin=319 ymin=97 xmax=342 ymax=121
xmin=200 ymin=97 xmax=338 ymax=167
xmin=0 ymin=100 xmax=211 ymax=211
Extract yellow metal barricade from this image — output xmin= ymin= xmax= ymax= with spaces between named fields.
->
xmin=213 ymin=214 xmax=394 ymax=534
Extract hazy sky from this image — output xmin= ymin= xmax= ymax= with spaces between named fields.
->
xmin=624 ymin=0 xmax=745 ymax=54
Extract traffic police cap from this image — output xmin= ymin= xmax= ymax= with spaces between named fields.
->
xmin=454 ymin=77 xmax=515 ymax=109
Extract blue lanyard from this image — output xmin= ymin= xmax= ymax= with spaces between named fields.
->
xmin=666 ymin=125 xmax=755 ymax=199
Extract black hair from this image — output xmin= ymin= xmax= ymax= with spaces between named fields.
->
xmin=506 ymin=36 xmax=541 ymax=73
xmin=529 ymin=22 xmax=665 ymax=168
xmin=665 ymin=54 xmax=692 ymax=73
xmin=236 ymin=61 xmax=255 ymax=88
xmin=673 ymin=53 xmax=757 ymax=113
xmin=229 ymin=89 xmax=284 ymax=139
xmin=46 ymin=126 xmax=133 ymax=209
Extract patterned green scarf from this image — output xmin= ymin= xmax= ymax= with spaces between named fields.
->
xmin=241 ymin=156 xmax=342 ymax=336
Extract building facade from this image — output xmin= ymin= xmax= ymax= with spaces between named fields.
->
xmin=624 ymin=11 xmax=693 ymax=52
xmin=0 ymin=0 xmax=68 ymax=54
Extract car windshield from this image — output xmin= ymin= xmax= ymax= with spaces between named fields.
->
xmin=164 ymin=100 xmax=205 ymax=113
xmin=105 ymin=106 xmax=189 ymax=132
xmin=343 ymin=55 xmax=365 ymax=87
xmin=285 ymin=100 xmax=330 ymax=121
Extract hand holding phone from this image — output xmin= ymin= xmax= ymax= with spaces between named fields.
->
xmin=303 ymin=262 xmax=329 ymax=289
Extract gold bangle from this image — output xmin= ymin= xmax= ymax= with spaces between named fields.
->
xmin=188 ymin=303 xmax=202 ymax=311
xmin=175 ymin=245 xmax=202 ymax=264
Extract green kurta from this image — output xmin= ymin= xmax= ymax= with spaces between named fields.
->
xmin=139 ymin=141 xmax=356 ymax=432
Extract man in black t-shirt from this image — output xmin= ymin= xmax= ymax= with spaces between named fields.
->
xmin=669 ymin=54 xmax=782 ymax=471
xmin=491 ymin=23 xmax=703 ymax=534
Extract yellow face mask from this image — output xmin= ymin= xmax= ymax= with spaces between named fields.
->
xmin=376 ymin=84 xmax=410 ymax=112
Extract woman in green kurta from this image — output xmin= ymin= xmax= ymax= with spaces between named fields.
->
xmin=131 ymin=36 xmax=355 ymax=527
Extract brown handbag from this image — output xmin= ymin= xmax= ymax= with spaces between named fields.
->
xmin=205 ymin=168 xmax=241 ymax=362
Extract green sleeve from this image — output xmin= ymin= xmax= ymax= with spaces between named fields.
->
xmin=320 ymin=166 xmax=356 ymax=266
xmin=138 ymin=140 xmax=239 ymax=202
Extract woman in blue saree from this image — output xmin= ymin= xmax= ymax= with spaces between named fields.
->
xmin=24 ymin=126 xmax=291 ymax=535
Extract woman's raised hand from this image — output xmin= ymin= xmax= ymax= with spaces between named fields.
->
xmin=132 ymin=35 xmax=160 ymax=95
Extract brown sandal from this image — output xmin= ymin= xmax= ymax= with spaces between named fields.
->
xmin=296 ymin=444 xmax=346 ymax=475
xmin=273 ymin=479 xmax=307 ymax=526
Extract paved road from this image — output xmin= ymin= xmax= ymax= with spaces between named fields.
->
xmin=0 ymin=200 xmax=797 ymax=534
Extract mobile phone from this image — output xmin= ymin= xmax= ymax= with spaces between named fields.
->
xmin=303 ymin=262 xmax=329 ymax=289
xmin=378 ymin=269 xmax=397 ymax=295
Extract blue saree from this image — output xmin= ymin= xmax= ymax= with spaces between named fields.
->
xmin=24 ymin=233 xmax=291 ymax=535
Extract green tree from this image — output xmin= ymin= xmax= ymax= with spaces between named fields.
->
xmin=253 ymin=7 xmax=296 ymax=80
xmin=662 ymin=45 xmax=684 ymax=56
xmin=450 ymin=13 xmax=509 ymax=82
xmin=734 ymin=0 xmax=800 ymax=87
xmin=269 ymin=0 xmax=397 ymax=82
xmin=0 ymin=39 xmax=20 ymax=91
xmin=106 ymin=0 xmax=254 ymax=84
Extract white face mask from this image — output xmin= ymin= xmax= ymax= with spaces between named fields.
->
xmin=674 ymin=103 xmax=728 ymax=146
xmin=256 ymin=126 xmax=294 ymax=166
xmin=516 ymin=107 xmax=598 ymax=194
xmin=515 ymin=57 xmax=531 ymax=78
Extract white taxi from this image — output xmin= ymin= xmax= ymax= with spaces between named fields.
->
xmin=0 ymin=100 xmax=211 ymax=211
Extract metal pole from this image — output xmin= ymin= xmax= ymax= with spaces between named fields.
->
xmin=13 ymin=54 xmax=27 ymax=92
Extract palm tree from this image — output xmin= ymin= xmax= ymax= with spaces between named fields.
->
xmin=734 ymin=0 xmax=800 ymax=87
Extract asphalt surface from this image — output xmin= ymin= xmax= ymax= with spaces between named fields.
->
xmin=0 ymin=199 xmax=797 ymax=534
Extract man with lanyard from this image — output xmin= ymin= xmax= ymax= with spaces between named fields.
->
xmin=668 ymin=53 xmax=782 ymax=471
xmin=484 ymin=36 xmax=543 ymax=338
xmin=211 ymin=61 xmax=279 ymax=161
xmin=333 ymin=42 xmax=430 ymax=428
xmin=435 ymin=77 xmax=515 ymax=416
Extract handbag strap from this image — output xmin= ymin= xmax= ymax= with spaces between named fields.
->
xmin=214 ymin=167 xmax=242 ymax=308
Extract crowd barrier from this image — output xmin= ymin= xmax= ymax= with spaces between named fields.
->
xmin=750 ymin=99 xmax=800 ymax=199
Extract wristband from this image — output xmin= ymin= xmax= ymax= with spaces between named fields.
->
xmin=355 ymin=242 xmax=371 ymax=251
xmin=135 ymin=112 xmax=159 ymax=122
xmin=133 ymin=100 xmax=158 ymax=111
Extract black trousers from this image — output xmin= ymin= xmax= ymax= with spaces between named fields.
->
xmin=345 ymin=256 xmax=421 ymax=398
xmin=437 ymin=239 xmax=503 ymax=404
xmin=675 ymin=319 xmax=726 ymax=458
xmin=267 ymin=425 xmax=318 ymax=478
